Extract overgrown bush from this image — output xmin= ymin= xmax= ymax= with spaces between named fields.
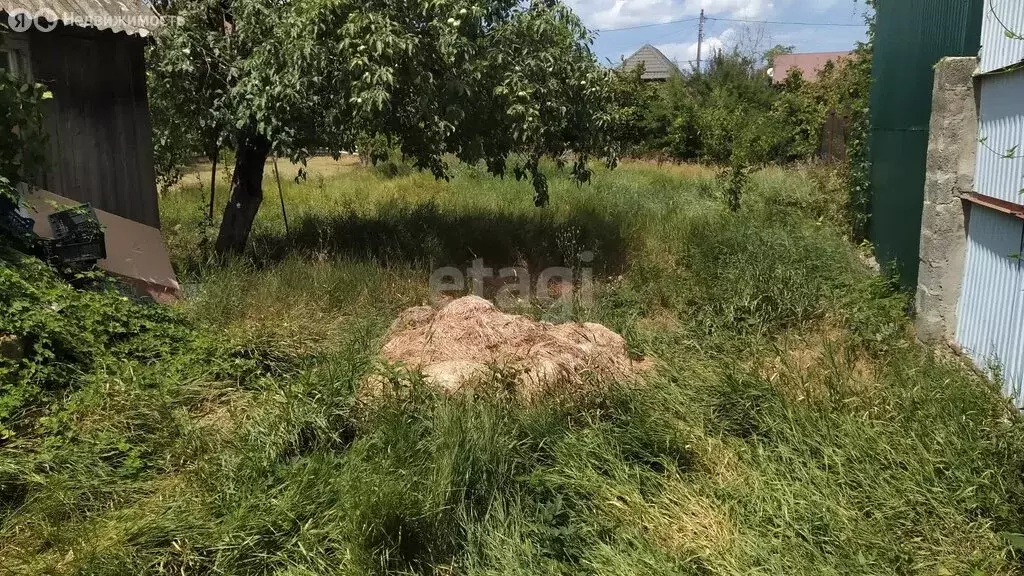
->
xmin=619 ymin=16 xmax=875 ymax=238
xmin=844 ymin=4 xmax=876 ymax=241
xmin=0 ymin=250 xmax=193 ymax=434
xmin=633 ymin=38 xmax=870 ymax=176
xmin=4 ymin=159 xmax=1024 ymax=574
xmin=0 ymin=66 xmax=49 ymax=203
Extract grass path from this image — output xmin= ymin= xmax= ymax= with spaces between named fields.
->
xmin=2 ymin=160 xmax=1023 ymax=574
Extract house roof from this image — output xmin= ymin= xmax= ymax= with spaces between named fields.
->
xmin=771 ymin=51 xmax=852 ymax=83
xmin=620 ymin=44 xmax=680 ymax=81
xmin=1 ymin=0 xmax=161 ymax=37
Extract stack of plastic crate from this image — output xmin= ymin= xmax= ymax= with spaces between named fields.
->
xmin=46 ymin=204 xmax=107 ymax=268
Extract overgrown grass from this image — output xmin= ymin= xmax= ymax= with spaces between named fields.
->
xmin=2 ymin=159 xmax=1023 ymax=574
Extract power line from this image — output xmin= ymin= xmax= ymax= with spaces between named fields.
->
xmin=596 ymin=14 xmax=867 ymax=33
xmin=596 ymin=16 xmax=698 ymax=32
xmin=706 ymin=16 xmax=867 ymax=27
xmin=645 ymin=24 xmax=692 ymax=46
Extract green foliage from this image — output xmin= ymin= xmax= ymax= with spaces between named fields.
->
xmin=3 ymin=161 xmax=1024 ymax=574
xmin=718 ymin=156 xmax=750 ymax=212
xmin=632 ymin=4 xmax=875 ymax=242
xmin=637 ymin=24 xmax=871 ymax=170
xmin=844 ymin=4 xmax=876 ymax=241
xmin=641 ymin=49 xmax=801 ymax=165
xmin=148 ymin=0 xmax=625 ymax=250
xmin=606 ymin=65 xmax=659 ymax=156
xmin=0 ymin=42 xmax=50 ymax=252
xmin=0 ymin=61 xmax=49 ymax=203
xmin=642 ymin=74 xmax=696 ymax=158
xmin=147 ymin=63 xmax=209 ymax=191
xmin=764 ymin=70 xmax=823 ymax=160
xmin=763 ymin=44 xmax=794 ymax=68
xmin=0 ymin=250 xmax=194 ymax=434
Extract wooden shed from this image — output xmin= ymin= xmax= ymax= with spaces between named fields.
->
xmin=1 ymin=1 xmax=180 ymax=300
xmin=1 ymin=0 xmax=161 ymax=227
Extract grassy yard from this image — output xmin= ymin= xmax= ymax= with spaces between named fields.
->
xmin=3 ymin=159 xmax=1024 ymax=575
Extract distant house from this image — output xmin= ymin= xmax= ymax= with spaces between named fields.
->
xmin=770 ymin=51 xmax=852 ymax=84
xmin=0 ymin=1 xmax=179 ymax=300
xmin=620 ymin=44 xmax=681 ymax=82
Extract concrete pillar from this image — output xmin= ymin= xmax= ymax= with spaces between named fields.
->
xmin=915 ymin=57 xmax=978 ymax=344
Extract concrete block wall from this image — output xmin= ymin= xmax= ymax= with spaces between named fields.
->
xmin=915 ymin=57 xmax=978 ymax=344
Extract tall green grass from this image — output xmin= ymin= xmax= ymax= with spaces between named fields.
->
xmin=2 ymin=160 xmax=1023 ymax=574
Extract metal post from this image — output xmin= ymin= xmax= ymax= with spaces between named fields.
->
xmin=272 ymin=157 xmax=289 ymax=236
xmin=207 ymin=150 xmax=218 ymax=221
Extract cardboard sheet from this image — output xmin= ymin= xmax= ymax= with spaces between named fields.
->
xmin=24 ymin=189 xmax=181 ymax=303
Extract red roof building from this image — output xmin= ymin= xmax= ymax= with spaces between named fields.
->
xmin=771 ymin=51 xmax=852 ymax=83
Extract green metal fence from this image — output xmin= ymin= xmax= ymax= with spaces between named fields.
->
xmin=869 ymin=0 xmax=983 ymax=287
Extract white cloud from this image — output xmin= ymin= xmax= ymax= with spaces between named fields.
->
xmin=585 ymin=0 xmax=678 ymax=29
xmin=569 ymin=0 xmax=773 ymax=30
xmin=682 ymin=0 xmax=773 ymax=19
xmin=593 ymin=0 xmax=865 ymax=69
xmin=651 ymin=27 xmax=737 ymax=70
xmin=778 ymin=0 xmax=840 ymax=13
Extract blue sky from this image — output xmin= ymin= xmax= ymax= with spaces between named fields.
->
xmin=566 ymin=0 xmax=872 ymax=70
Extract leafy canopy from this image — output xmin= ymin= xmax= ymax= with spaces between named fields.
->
xmin=150 ymin=0 xmax=621 ymax=205
xmin=0 ymin=59 xmax=48 ymax=203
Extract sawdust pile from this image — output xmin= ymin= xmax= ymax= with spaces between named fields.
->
xmin=380 ymin=296 xmax=646 ymax=394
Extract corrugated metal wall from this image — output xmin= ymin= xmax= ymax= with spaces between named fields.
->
xmin=954 ymin=0 xmax=1024 ymax=405
xmin=979 ymin=0 xmax=1024 ymax=74
xmin=1013 ymin=265 xmax=1024 ymax=402
xmin=870 ymin=0 xmax=984 ymax=287
xmin=976 ymin=69 xmax=1024 ymax=205
xmin=955 ymin=206 xmax=1024 ymax=403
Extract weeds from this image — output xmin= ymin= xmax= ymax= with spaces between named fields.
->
xmin=718 ymin=157 xmax=749 ymax=213
xmin=2 ymin=160 xmax=1023 ymax=574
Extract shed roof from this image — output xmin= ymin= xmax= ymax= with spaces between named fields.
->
xmin=771 ymin=51 xmax=852 ymax=83
xmin=620 ymin=44 xmax=680 ymax=81
xmin=1 ymin=0 xmax=161 ymax=37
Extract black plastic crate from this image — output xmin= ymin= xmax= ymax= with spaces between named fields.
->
xmin=48 ymin=204 xmax=102 ymax=241
xmin=46 ymin=237 xmax=106 ymax=266
xmin=0 ymin=197 xmax=36 ymax=239
xmin=0 ymin=208 xmax=35 ymax=237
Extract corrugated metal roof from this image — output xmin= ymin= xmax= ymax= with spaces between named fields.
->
xmin=620 ymin=44 xmax=680 ymax=81
xmin=771 ymin=51 xmax=851 ymax=83
xmin=0 ymin=0 xmax=161 ymax=36
xmin=976 ymin=68 xmax=1024 ymax=205
xmin=979 ymin=0 xmax=1024 ymax=74
xmin=955 ymin=205 xmax=1024 ymax=405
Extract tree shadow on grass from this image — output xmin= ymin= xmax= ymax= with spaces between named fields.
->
xmin=247 ymin=200 xmax=632 ymax=276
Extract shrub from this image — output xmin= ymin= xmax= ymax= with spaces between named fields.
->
xmin=0 ymin=69 xmax=48 ymax=203
xmin=0 ymin=250 xmax=193 ymax=433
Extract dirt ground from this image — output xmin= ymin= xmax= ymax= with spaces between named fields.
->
xmin=175 ymin=154 xmax=363 ymax=191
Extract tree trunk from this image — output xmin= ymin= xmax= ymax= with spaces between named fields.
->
xmin=215 ymin=135 xmax=271 ymax=255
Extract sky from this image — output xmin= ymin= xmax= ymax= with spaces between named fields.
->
xmin=566 ymin=0 xmax=871 ymax=71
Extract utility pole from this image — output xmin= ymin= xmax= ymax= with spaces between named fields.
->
xmin=696 ymin=9 xmax=705 ymax=75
